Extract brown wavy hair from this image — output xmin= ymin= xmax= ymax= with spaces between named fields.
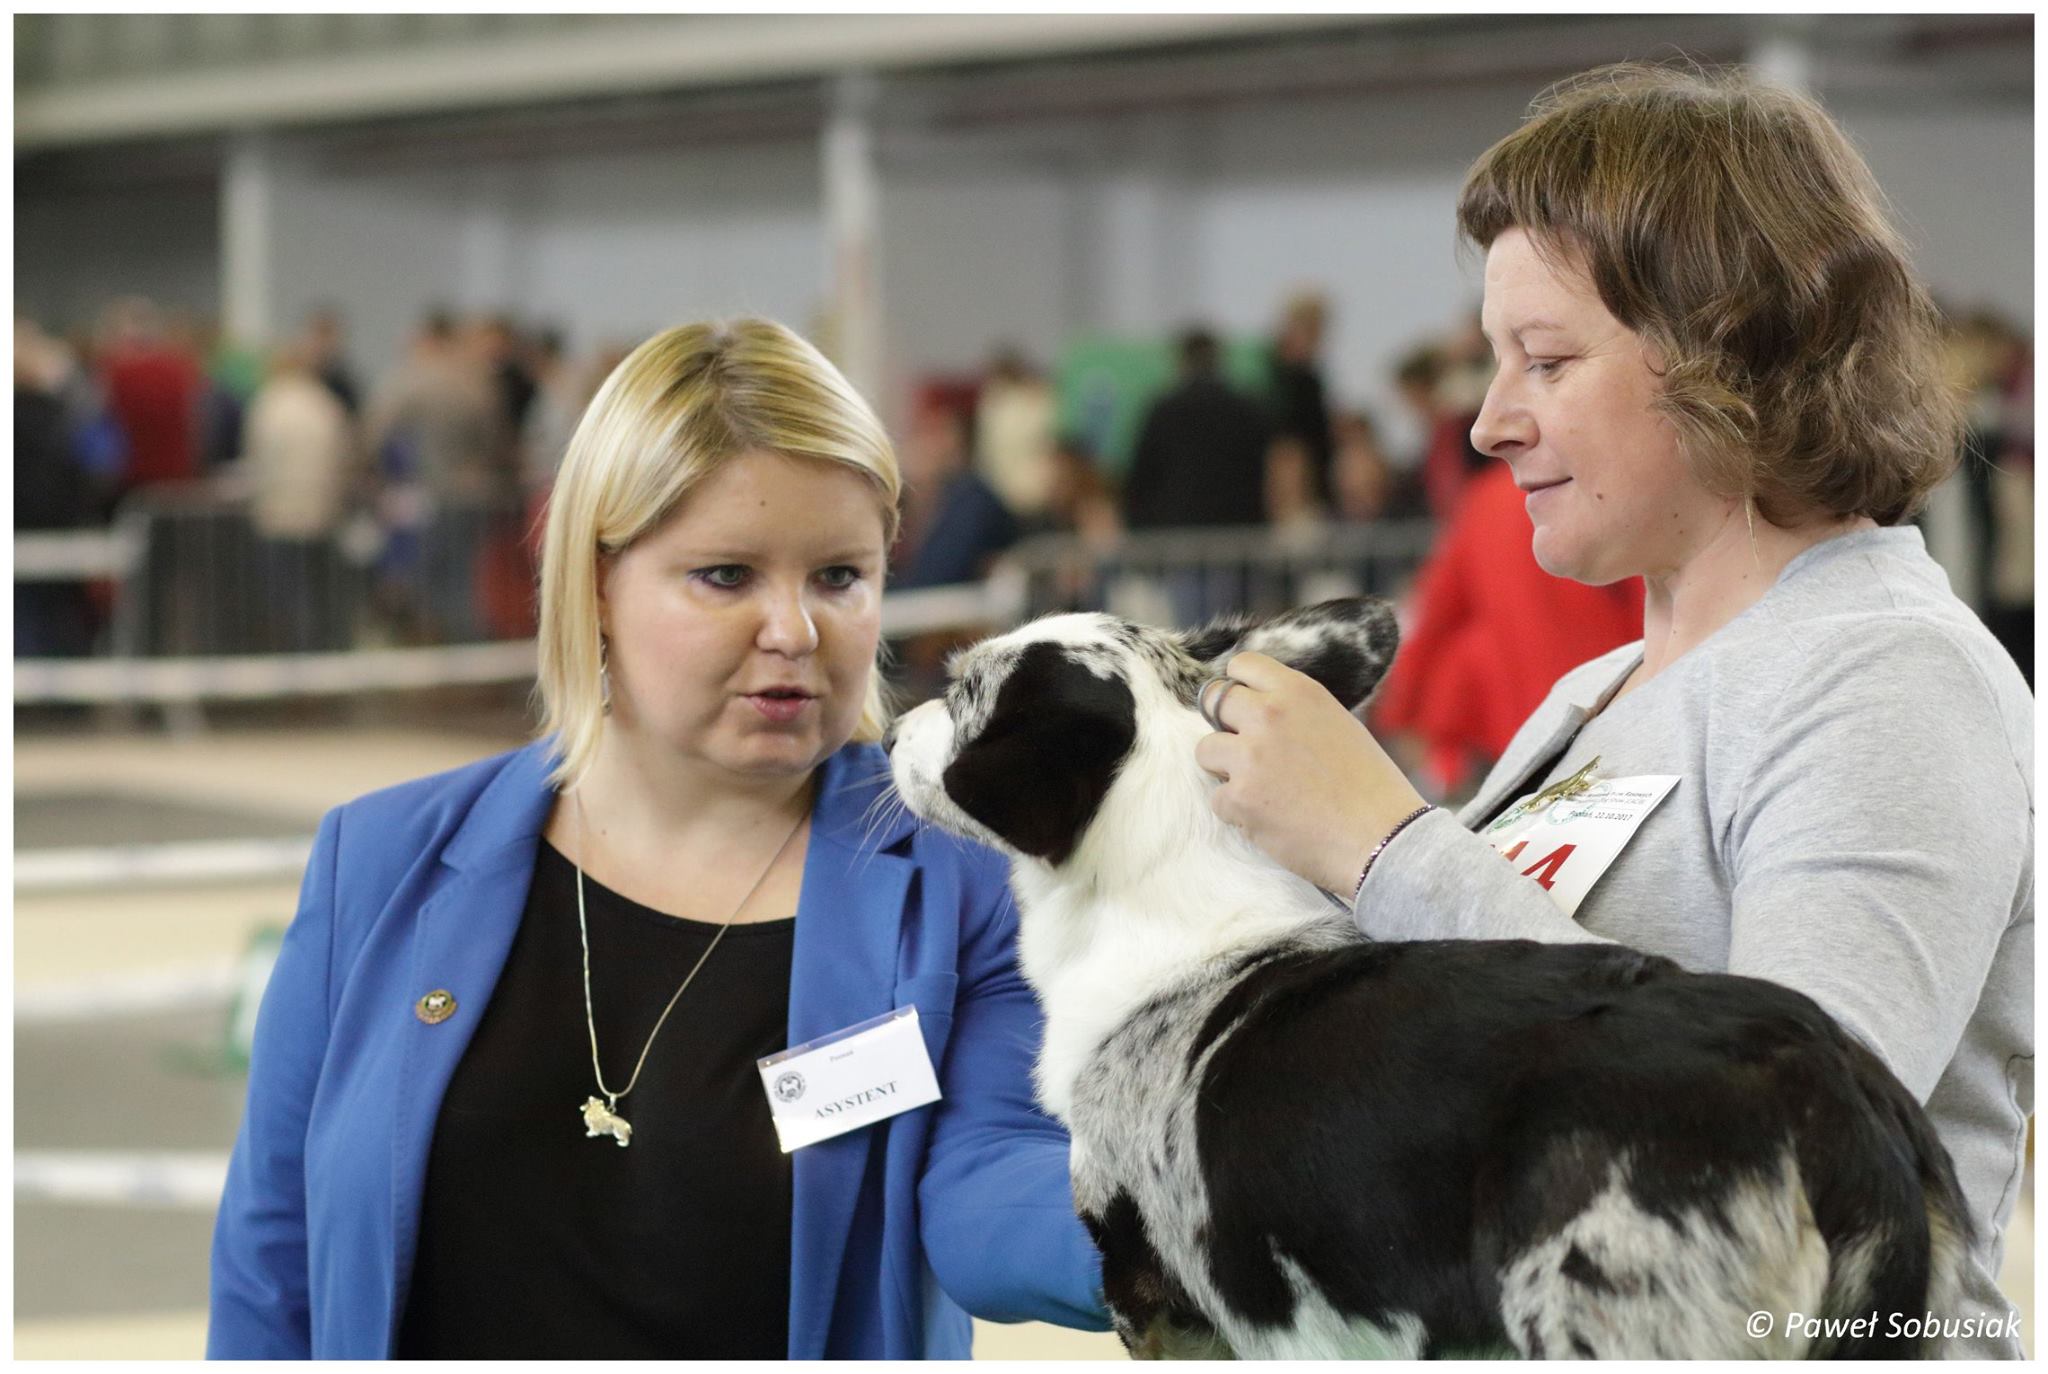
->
xmin=1457 ymin=62 xmax=1961 ymax=526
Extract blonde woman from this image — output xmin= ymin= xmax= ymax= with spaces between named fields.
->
xmin=209 ymin=320 xmax=1109 ymax=1358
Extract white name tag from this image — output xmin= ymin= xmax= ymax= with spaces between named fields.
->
xmin=757 ymin=1007 xmax=942 ymax=1153
xmin=1482 ymin=772 xmax=1681 ymax=917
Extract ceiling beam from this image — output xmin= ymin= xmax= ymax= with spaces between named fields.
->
xmin=15 ymin=14 xmax=1364 ymax=150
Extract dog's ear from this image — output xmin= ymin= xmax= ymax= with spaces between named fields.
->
xmin=941 ymin=643 xmax=1137 ymax=866
xmin=1179 ymin=597 xmax=1399 ymax=712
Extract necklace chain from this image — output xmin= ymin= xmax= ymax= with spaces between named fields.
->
xmin=574 ymin=791 xmax=806 ymax=1111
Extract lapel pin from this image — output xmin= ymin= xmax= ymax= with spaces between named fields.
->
xmin=415 ymin=989 xmax=457 ymax=1024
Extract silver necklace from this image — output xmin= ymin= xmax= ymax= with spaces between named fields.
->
xmin=573 ymin=791 xmax=806 ymax=1147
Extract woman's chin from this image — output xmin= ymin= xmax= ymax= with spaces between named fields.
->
xmin=1529 ymin=533 xmax=1590 ymax=583
xmin=714 ymin=726 xmax=847 ymax=779
xmin=1529 ymin=529 xmax=1630 ymax=587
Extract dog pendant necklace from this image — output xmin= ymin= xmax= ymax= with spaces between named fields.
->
xmin=573 ymin=792 xmax=806 ymax=1147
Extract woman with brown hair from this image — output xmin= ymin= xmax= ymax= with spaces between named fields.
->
xmin=1196 ymin=64 xmax=2031 ymax=1357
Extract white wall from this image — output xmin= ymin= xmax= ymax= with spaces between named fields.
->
xmin=516 ymin=141 xmax=825 ymax=359
xmin=15 ymin=78 xmax=2028 ymax=450
xmin=256 ymin=139 xmax=826 ymax=386
xmin=15 ymin=178 xmax=219 ymax=332
xmin=878 ymin=167 xmax=1078 ymax=393
xmin=1832 ymin=103 xmax=2034 ymax=324
xmin=265 ymin=159 xmax=466 ymax=384
xmin=872 ymin=83 xmax=2030 ymax=457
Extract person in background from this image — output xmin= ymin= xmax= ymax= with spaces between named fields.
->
xmin=1042 ymin=433 xmax=1124 ymax=548
xmin=15 ymin=318 xmax=102 ymax=657
xmin=973 ymin=345 xmax=1058 ymax=520
xmin=477 ymin=314 xmax=539 ymax=450
xmin=1429 ymin=316 xmax=1496 ymax=520
xmin=1391 ymin=343 xmax=1444 ymax=469
xmin=98 ymin=298 xmax=211 ymax=650
xmin=1195 ymin=64 xmax=2029 ymax=1357
xmin=35 ymin=322 xmax=127 ymax=521
xmin=1329 ymin=410 xmax=1425 ymax=524
xmin=369 ymin=308 xmax=502 ymax=501
xmin=242 ymin=341 xmax=357 ymax=651
xmin=304 ymin=304 xmax=363 ymax=418
xmin=187 ymin=314 xmax=261 ymax=473
xmin=1268 ymin=291 xmax=1335 ymax=503
xmin=1263 ymin=434 xmax=1328 ymax=554
xmin=523 ymin=327 xmax=582 ymax=494
xmin=1947 ymin=310 xmax=2034 ymax=687
xmin=1980 ymin=337 xmax=2032 ymax=686
xmin=1122 ymin=327 xmax=1273 ymax=530
xmin=98 ymin=296 xmax=203 ymax=497
xmin=893 ymin=401 xmax=1020 ymax=590
xmin=366 ymin=308 xmax=505 ymax=642
xmin=1022 ymin=434 xmax=1125 ymax=616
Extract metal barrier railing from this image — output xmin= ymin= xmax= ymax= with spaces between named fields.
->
xmin=15 ymin=492 xmax=1437 ymax=705
xmin=999 ymin=519 xmax=1437 ymax=626
xmin=92 ymin=483 xmax=533 ymax=658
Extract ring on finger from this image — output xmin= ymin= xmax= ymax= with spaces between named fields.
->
xmin=1198 ymin=674 xmax=1240 ymax=733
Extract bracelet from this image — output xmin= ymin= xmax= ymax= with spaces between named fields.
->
xmin=1350 ymin=804 xmax=1438 ymax=907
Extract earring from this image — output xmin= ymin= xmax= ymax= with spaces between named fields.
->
xmin=599 ymin=636 xmax=612 ymax=716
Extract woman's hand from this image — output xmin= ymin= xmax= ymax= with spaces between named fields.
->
xmin=1195 ymin=650 xmax=1429 ymax=896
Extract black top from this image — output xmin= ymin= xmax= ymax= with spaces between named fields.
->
xmin=1122 ymin=374 xmax=1276 ymax=529
xmin=397 ymin=840 xmax=796 ymax=1359
xmin=1268 ymin=354 xmax=1332 ymax=502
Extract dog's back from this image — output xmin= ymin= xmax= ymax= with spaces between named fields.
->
xmin=1068 ymin=935 xmax=1971 ymax=1359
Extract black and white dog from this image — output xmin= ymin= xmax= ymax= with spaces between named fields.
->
xmin=887 ymin=597 xmax=1969 ymax=1359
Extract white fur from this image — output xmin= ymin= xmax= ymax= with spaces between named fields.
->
xmin=891 ymin=615 xmax=1333 ymax=1121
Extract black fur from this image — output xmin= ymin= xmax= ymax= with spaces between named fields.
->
xmin=1082 ymin=1190 xmax=1225 ymax=1358
xmin=1179 ymin=597 xmax=1398 ymax=711
xmin=1184 ymin=938 xmax=1971 ymax=1354
xmin=941 ymin=641 xmax=1136 ymax=866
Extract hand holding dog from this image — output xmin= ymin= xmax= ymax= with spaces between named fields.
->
xmin=1195 ymin=650 xmax=1429 ymax=896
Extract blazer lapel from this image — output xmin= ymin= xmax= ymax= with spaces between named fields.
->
xmin=388 ymin=740 xmax=557 ymax=1345
xmin=786 ymin=744 xmax=917 ymax=1359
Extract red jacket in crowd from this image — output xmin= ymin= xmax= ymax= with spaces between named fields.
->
xmin=1373 ymin=463 xmax=1644 ymax=793
xmin=105 ymin=346 xmax=203 ymax=489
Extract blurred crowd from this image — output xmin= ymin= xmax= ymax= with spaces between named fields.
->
xmin=1940 ymin=309 xmax=2034 ymax=688
xmin=16 ymin=289 xmax=2033 ymax=794
xmin=892 ymin=293 xmax=1442 ymax=595
xmin=15 ymin=299 xmax=629 ymax=654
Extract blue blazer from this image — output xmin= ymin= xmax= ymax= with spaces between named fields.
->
xmin=207 ymin=739 xmax=1108 ymax=1358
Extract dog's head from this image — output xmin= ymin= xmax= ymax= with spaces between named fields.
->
xmin=888 ymin=598 xmax=1398 ymax=871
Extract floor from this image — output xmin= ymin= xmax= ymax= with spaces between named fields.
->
xmin=13 ymin=724 xmax=2031 ymax=1359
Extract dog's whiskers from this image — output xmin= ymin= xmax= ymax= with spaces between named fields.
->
xmin=850 ymin=774 xmax=923 ymax=874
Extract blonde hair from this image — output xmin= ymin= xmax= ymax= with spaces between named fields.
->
xmin=1458 ymin=62 xmax=1961 ymax=526
xmin=535 ymin=318 xmax=901 ymax=790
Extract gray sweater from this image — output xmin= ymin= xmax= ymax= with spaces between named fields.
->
xmin=1359 ymin=526 xmax=2033 ymax=1358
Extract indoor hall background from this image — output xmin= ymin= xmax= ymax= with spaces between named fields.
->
xmin=14 ymin=13 xmax=2033 ymax=1359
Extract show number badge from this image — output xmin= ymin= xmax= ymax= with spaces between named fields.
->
xmin=757 ymin=1007 xmax=942 ymax=1153
xmin=1484 ymin=757 xmax=1680 ymax=918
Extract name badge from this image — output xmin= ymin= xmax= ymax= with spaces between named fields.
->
xmin=757 ymin=1007 xmax=942 ymax=1153
xmin=1483 ymin=770 xmax=1681 ymax=918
